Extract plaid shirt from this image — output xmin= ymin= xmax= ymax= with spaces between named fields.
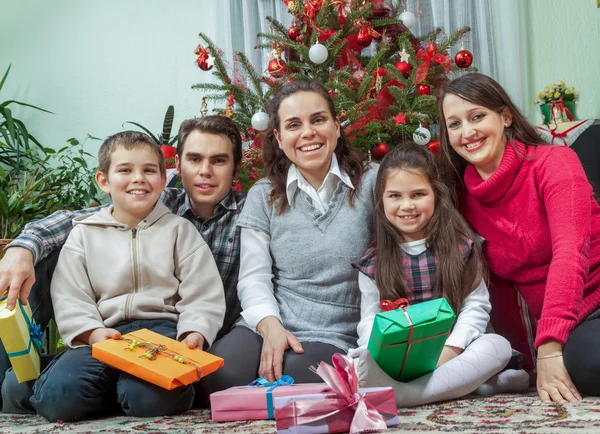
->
xmin=353 ymin=238 xmax=473 ymax=304
xmin=10 ymin=179 xmax=246 ymax=340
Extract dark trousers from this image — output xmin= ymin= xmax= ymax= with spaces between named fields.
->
xmin=2 ymin=319 xmax=194 ymax=422
xmin=564 ymin=316 xmax=600 ymax=396
xmin=0 ymin=249 xmax=59 ymax=407
xmin=194 ymin=325 xmax=341 ymax=408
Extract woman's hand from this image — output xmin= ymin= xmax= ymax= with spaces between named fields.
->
xmin=437 ymin=345 xmax=463 ymax=368
xmin=256 ymin=316 xmax=304 ymax=382
xmin=536 ymin=341 xmax=581 ymax=403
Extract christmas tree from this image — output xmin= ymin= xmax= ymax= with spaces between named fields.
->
xmin=192 ymin=0 xmax=476 ymax=190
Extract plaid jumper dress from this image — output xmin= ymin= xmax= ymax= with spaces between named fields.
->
xmin=352 ymin=238 xmax=526 ymax=370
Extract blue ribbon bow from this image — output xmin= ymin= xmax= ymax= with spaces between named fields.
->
xmin=248 ymin=375 xmax=295 ymax=419
xmin=0 ymin=296 xmax=42 ymax=358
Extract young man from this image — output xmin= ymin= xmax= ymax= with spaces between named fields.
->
xmin=3 ymin=130 xmax=225 ymax=420
xmin=0 ymin=116 xmax=246 ymax=402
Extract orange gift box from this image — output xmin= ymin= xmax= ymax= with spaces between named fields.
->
xmin=92 ymin=328 xmax=224 ymax=390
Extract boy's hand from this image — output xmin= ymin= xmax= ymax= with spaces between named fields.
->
xmin=0 ymin=247 xmax=35 ymax=311
xmin=181 ymin=332 xmax=206 ymax=350
xmin=77 ymin=328 xmax=121 ymax=346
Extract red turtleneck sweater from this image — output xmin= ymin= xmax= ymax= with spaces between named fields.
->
xmin=462 ymin=141 xmax=600 ymax=349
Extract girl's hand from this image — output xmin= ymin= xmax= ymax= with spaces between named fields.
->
xmin=257 ymin=316 xmax=304 ymax=383
xmin=437 ymin=345 xmax=463 ymax=368
xmin=82 ymin=328 xmax=121 ymax=346
xmin=181 ymin=332 xmax=206 ymax=350
xmin=536 ymin=356 xmax=581 ymax=403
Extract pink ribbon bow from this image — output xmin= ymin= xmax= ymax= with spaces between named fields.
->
xmin=275 ymin=353 xmax=393 ymax=433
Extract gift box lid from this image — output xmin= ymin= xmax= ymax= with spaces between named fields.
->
xmin=372 ymin=297 xmax=455 ymax=346
xmin=93 ymin=328 xmax=223 ymax=389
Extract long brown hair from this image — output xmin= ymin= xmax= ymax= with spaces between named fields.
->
xmin=374 ymin=142 xmax=486 ymax=314
xmin=438 ymin=73 xmax=547 ymax=184
xmin=262 ymin=78 xmax=366 ymax=213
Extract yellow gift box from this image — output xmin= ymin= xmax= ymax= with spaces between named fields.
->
xmin=0 ymin=292 xmax=41 ymax=383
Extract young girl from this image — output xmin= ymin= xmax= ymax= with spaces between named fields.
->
xmin=352 ymin=142 xmax=529 ymax=407
xmin=438 ymin=73 xmax=600 ymax=403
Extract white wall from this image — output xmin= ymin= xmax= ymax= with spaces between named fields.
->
xmin=0 ymin=0 xmax=226 ymax=157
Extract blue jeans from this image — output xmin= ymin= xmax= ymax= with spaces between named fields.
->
xmin=0 ymin=249 xmax=58 ymax=408
xmin=3 ymin=319 xmax=194 ymax=421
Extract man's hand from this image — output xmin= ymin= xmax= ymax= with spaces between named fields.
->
xmin=77 ymin=328 xmax=122 ymax=346
xmin=257 ymin=316 xmax=304 ymax=383
xmin=0 ymin=247 xmax=35 ymax=310
xmin=181 ymin=331 xmax=206 ymax=350
xmin=437 ymin=345 xmax=463 ymax=368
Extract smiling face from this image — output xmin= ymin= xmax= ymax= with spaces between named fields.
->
xmin=442 ymin=93 xmax=512 ymax=180
xmin=175 ymin=130 xmax=239 ymax=220
xmin=96 ymin=144 xmax=166 ymax=226
xmin=382 ymin=168 xmax=435 ymax=242
xmin=273 ymin=91 xmax=340 ymax=189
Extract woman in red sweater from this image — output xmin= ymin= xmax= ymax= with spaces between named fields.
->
xmin=438 ymin=73 xmax=600 ymax=403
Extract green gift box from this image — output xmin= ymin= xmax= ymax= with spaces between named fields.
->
xmin=367 ymin=298 xmax=456 ymax=382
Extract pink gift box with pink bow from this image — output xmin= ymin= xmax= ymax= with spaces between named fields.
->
xmin=274 ymin=354 xmax=399 ymax=434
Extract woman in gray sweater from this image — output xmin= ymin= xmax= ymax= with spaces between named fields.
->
xmin=198 ymin=78 xmax=377 ymax=399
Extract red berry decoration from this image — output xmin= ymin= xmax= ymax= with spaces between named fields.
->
xmin=371 ymin=143 xmax=390 ymax=161
xmin=356 ymin=28 xmax=373 ymax=48
xmin=288 ymin=25 xmax=300 ymax=41
xmin=454 ymin=49 xmax=473 ymax=68
xmin=417 ymin=84 xmax=431 ymax=95
xmin=160 ymin=145 xmax=177 ymax=169
xmin=394 ymin=60 xmax=413 ymax=79
xmin=428 ymin=141 xmax=440 ymax=154
xmin=268 ymin=58 xmax=286 ymax=78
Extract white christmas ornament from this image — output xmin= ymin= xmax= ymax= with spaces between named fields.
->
xmin=400 ymin=11 xmax=416 ymax=29
xmin=413 ymin=126 xmax=431 ymax=146
xmin=309 ymin=43 xmax=328 ymax=64
xmin=251 ymin=112 xmax=269 ymax=131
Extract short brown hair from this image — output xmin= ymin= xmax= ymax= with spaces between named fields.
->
xmin=98 ymin=131 xmax=166 ymax=177
xmin=176 ymin=116 xmax=242 ymax=170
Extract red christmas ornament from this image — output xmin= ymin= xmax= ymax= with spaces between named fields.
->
xmin=417 ymin=84 xmax=431 ymax=95
xmin=394 ymin=60 xmax=413 ymax=79
xmin=371 ymin=143 xmax=390 ymax=160
xmin=374 ymin=67 xmax=387 ymax=78
xmin=356 ymin=28 xmax=373 ymax=48
xmin=352 ymin=69 xmax=366 ymax=82
xmin=268 ymin=58 xmax=286 ymax=78
xmin=428 ymin=141 xmax=440 ymax=154
xmin=288 ymin=25 xmax=300 ymax=41
xmin=197 ymin=60 xmax=213 ymax=71
xmin=454 ymin=49 xmax=473 ymax=68
xmin=160 ymin=145 xmax=177 ymax=169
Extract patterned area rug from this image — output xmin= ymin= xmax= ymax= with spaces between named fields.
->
xmin=2 ymin=392 xmax=600 ymax=433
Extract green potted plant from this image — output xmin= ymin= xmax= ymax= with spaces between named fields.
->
xmin=0 ymin=65 xmax=99 ymax=254
xmin=124 ymin=105 xmax=178 ymax=168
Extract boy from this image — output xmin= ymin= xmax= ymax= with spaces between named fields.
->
xmin=0 ymin=116 xmax=245 ymax=407
xmin=1 ymin=131 xmax=225 ymax=421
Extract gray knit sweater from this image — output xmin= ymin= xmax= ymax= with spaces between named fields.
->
xmin=236 ymin=164 xmax=378 ymax=351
